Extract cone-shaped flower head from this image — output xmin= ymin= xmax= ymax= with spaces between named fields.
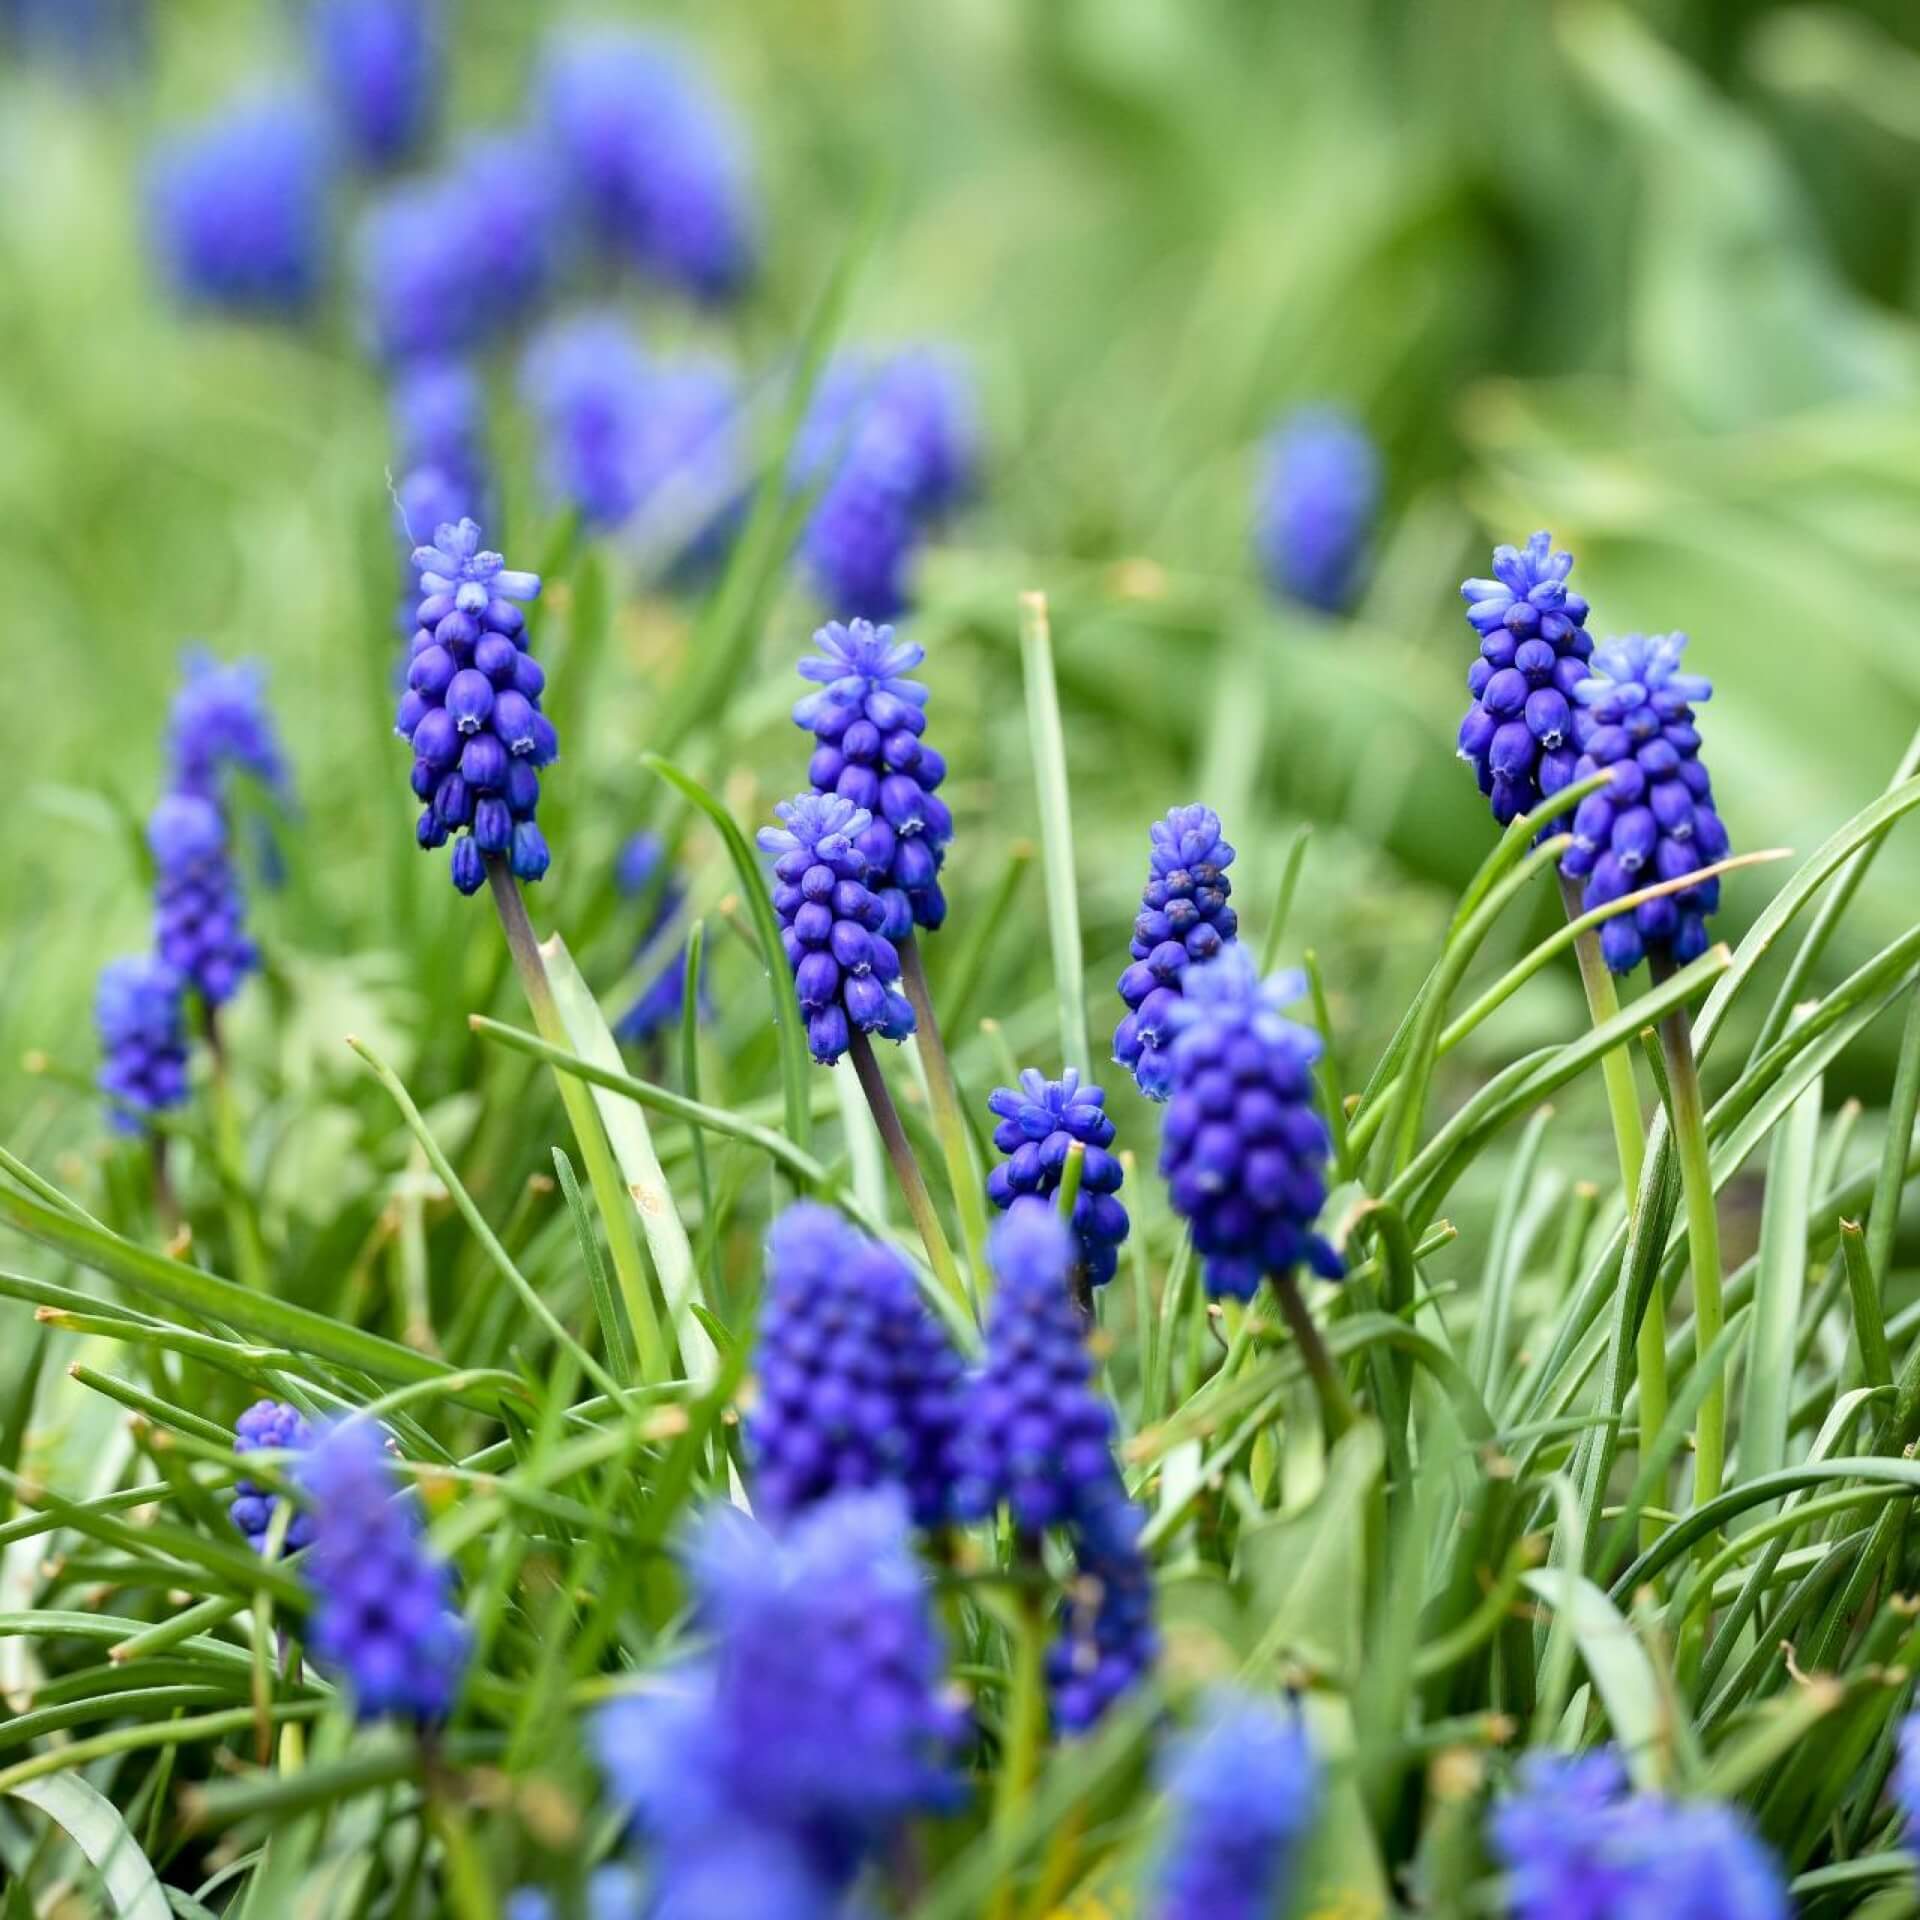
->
xmin=1048 ymin=1484 xmax=1157 ymax=1734
xmin=300 ymin=1418 xmax=469 ymax=1722
xmin=168 ymin=650 xmax=291 ymax=807
xmin=94 ymin=956 xmax=189 ymax=1135
xmin=392 ymin=359 xmax=491 ymax=539
xmin=1256 ymin=407 xmax=1379 ymax=615
xmin=748 ymin=1203 xmax=963 ymax=1529
xmin=148 ymin=97 xmax=333 ymax=318
xmin=986 ymin=1069 xmax=1129 ymax=1287
xmin=396 ymin=517 xmax=551 ymax=894
xmin=795 ymin=351 xmax=977 ymax=621
xmin=356 ymin=135 xmax=559 ymax=363
xmin=1560 ymin=631 xmax=1727 ymax=975
xmin=952 ymin=1201 xmax=1118 ymax=1535
xmin=536 ymin=27 xmax=754 ymax=301
xmin=1160 ymin=949 xmax=1341 ymax=1301
xmin=150 ymin=793 xmax=258 ymax=1006
xmin=593 ymin=1490 xmax=959 ymax=1893
xmin=310 ymin=0 xmax=437 ymax=171
xmin=1490 ymin=1751 xmax=1786 ymax=1920
xmin=1455 ymin=531 xmax=1595 ymax=828
xmin=794 ymin=619 xmax=952 ymax=935
xmin=1154 ymin=1690 xmax=1319 ymax=1920
xmin=758 ymin=791 xmax=915 ymax=1064
xmin=1114 ymin=804 xmax=1238 ymax=1100
xmin=229 ymin=1398 xmax=315 ymax=1552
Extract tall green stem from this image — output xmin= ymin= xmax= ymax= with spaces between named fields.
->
xmin=1559 ymin=873 xmax=1661 ymax=1543
xmin=204 ymin=1009 xmax=269 ymax=1294
xmin=487 ymin=862 xmax=668 ymax=1383
xmin=846 ymin=1029 xmax=969 ymax=1312
xmin=1653 ymin=990 xmax=1724 ymax=1517
xmin=1268 ymin=1269 xmax=1356 ymax=1446
xmin=899 ymin=936 xmax=991 ymax=1296
xmin=986 ymin=1540 xmax=1048 ymax=1920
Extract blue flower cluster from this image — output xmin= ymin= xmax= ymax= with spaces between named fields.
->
xmin=796 ymin=352 xmax=977 ymax=621
xmin=1255 ymin=407 xmax=1379 ymax=615
xmin=985 ymin=1070 xmax=1129 ymax=1288
xmin=794 ymin=619 xmax=953 ymax=936
xmin=93 ymin=957 xmax=189 ymax=1135
xmin=1114 ymin=804 xmax=1238 ymax=1100
xmin=759 ymin=792 xmax=915 ymax=1065
xmin=148 ymin=98 xmax=333 ymax=318
xmin=1456 ymin=532 xmax=1594 ymax=828
xmin=1047 ymin=1491 xmax=1156 ymax=1734
xmin=1154 ymin=1691 xmax=1319 ymax=1920
xmin=1161 ymin=950 xmax=1341 ymax=1301
xmin=391 ymin=359 xmax=491 ymax=543
xmin=396 ymin=518 xmax=552 ymax=894
xmin=309 ymin=0 xmax=437 ymax=172
xmin=168 ymin=650 xmax=292 ymax=807
xmin=301 ymin=1419 xmax=469 ymax=1723
xmin=612 ymin=831 xmax=706 ymax=1047
xmin=1897 ymin=1712 xmax=1920 ymax=1852
xmin=1560 ymin=631 xmax=1729 ymax=975
xmin=1491 ymin=1751 xmax=1786 ymax=1920
xmin=747 ymin=1204 xmax=962 ymax=1530
xmin=229 ymin=1399 xmax=316 ymax=1552
xmin=537 ymin=28 xmax=754 ymax=301
xmin=150 ymin=793 xmax=258 ymax=1007
xmin=593 ymin=1492 xmax=958 ymax=1907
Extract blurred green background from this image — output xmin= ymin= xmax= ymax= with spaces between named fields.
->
xmin=7 ymin=0 xmax=1920 ymax=1188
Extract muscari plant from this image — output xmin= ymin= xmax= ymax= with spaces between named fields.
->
xmin=17 ymin=110 xmax=1920 ymax=1913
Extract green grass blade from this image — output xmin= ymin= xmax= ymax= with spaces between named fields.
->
xmin=7 ymin=1773 xmax=170 ymax=1920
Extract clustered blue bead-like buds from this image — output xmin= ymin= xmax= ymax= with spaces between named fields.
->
xmin=537 ymin=27 xmax=754 ymax=302
xmin=747 ymin=1204 xmax=962 ymax=1530
xmin=1113 ymin=804 xmax=1238 ymax=1100
xmin=759 ymin=792 xmax=916 ymax=1065
xmin=985 ymin=1070 xmax=1129 ymax=1288
xmin=1160 ymin=949 xmax=1341 ymax=1302
xmin=795 ymin=351 xmax=977 ymax=621
xmin=1560 ymin=632 xmax=1728 ymax=975
xmin=309 ymin=0 xmax=438 ymax=172
xmin=1255 ymin=407 xmax=1380 ymax=616
xmin=794 ymin=619 xmax=953 ymax=936
xmin=1490 ymin=1751 xmax=1787 ymax=1920
xmin=301 ymin=1418 xmax=470 ymax=1723
xmin=168 ymin=650 xmax=292 ymax=808
xmin=593 ymin=1491 xmax=959 ymax=1907
xmin=150 ymin=793 xmax=259 ymax=1006
xmin=1154 ymin=1691 xmax=1320 ymax=1920
xmin=94 ymin=957 xmax=189 ymax=1135
xmin=1047 ymin=1492 xmax=1156 ymax=1734
xmin=229 ymin=1399 xmax=315 ymax=1553
xmin=1456 ymin=531 xmax=1594 ymax=828
xmin=148 ymin=97 xmax=334 ymax=319
xmin=396 ymin=518 xmax=553 ymax=894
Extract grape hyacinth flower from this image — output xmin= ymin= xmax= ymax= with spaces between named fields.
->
xmin=794 ymin=619 xmax=953 ymax=936
xmin=1558 ymin=632 xmax=1729 ymax=975
xmin=593 ymin=1491 xmax=959 ymax=1894
xmin=758 ymin=792 xmax=914 ymax=1065
xmin=612 ymin=830 xmax=705 ymax=1047
xmin=520 ymin=315 xmax=654 ymax=531
xmin=1049 ymin=1486 xmax=1157 ymax=1733
xmin=1895 ymin=1713 xmax=1920 ymax=1852
xmin=395 ymin=518 xmax=552 ymax=894
xmin=747 ymin=1203 xmax=962 ymax=1529
xmin=148 ymin=98 xmax=333 ymax=319
xmin=391 ymin=359 xmax=491 ymax=537
xmin=301 ymin=1418 xmax=469 ymax=1723
xmin=1113 ymin=804 xmax=1238 ymax=1100
xmin=168 ymin=650 xmax=291 ymax=807
xmin=94 ymin=956 xmax=189 ymax=1134
xmin=150 ymin=793 xmax=258 ymax=1006
xmin=985 ymin=1070 xmax=1129 ymax=1288
xmin=1255 ymin=407 xmax=1380 ymax=615
xmin=951 ymin=1201 xmax=1120 ymax=1536
xmin=310 ymin=0 xmax=437 ymax=171
xmin=1154 ymin=1691 xmax=1318 ymax=1920
xmin=1160 ymin=949 xmax=1341 ymax=1302
xmin=1455 ymin=531 xmax=1594 ymax=828
xmin=229 ymin=1399 xmax=316 ymax=1552
xmin=537 ymin=28 xmax=754 ymax=301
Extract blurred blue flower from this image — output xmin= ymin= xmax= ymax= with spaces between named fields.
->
xmin=612 ymin=831 xmax=707 ymax=1047
xmin=310 ymin=0 xmax=437 ymax=170
xmin=149 ymin=97 xmax=333 ymax=318
xmin=1113 ymin=804 xmax=1238 ymax=1100
xmin=229 ymin=1399 xmax=315 ymax=1552
xmin=537 ymin=27 xmax=754 ymax=301
xmin=2 ymin=0 xmax=145 ymax=77
xmin=1048 ymin=1483 xmax=1156 ymax=1733
xmin=1160 ymin=949 xmax=1341 ymax=1301
xmin=94 ymin=955 xmax=188 ymax=1135
xmin=301 ymin=1419 xmax=469 ymax=1723
xmin=150 ymin=792 xmax=258 ymax=1007
xmin=169 ymin=649 xmax=291 ymax=808
xmin=1898 ymin=1713 xmax=1920 ymax=1852
xmin=1256 ymin=407 xmax=1379 ymax=615
xmin=986 ymin=1070 xmax=1129 ymax=1288
xmin=391 ymin=359 xmax=491 ymax=536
